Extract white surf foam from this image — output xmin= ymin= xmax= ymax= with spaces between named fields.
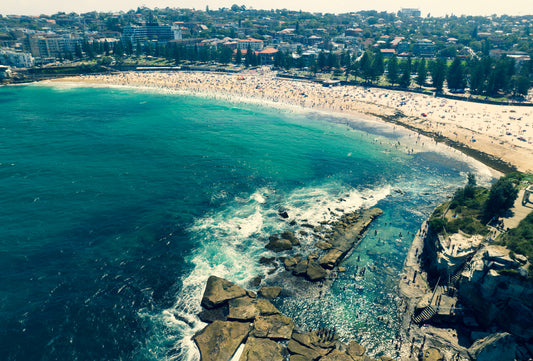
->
xmin=157 ymin=180 xmax=392 ymax=359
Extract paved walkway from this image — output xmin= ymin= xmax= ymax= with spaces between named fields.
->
xmin=501 ymin=188 xmax=533 ymax=230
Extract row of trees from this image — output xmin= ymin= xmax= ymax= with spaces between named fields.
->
xmin=71 ymin=38 xmax=531 ymax=97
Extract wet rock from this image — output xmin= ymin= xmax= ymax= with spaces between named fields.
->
xmin=279 ymin=210 xmax=289 ymax=219
xmin=293 ymin=260 xmax=309 ymax=276
xmin=468 ymin=332 xmax=516 ymax=361
xmin=316 ymin=241 xmax=333 ymax=250
xmin=252 ymin=314 xmax=295 ymax=340
xmin=319 ymin=249 xmax=344 ymax=269
xmin=259 ymin=286 xmax=282 ymax=300
xmin=346 ymin=341 xmax=366 ymax=357
xmin=201 ymin=276 xmax=247 ymax=309
xmin=288 ymin=332 xmax=332 ymax=360
xmin=306 ymin=260 xmax=328 ymax=281
xmin=287 ymin=339 xmax=323 ymax=361
xmin=249 ymin=276 xmax=262 ymax=288
xmin=379 ymin=357 xmax=394 ymax=361
xmin=193 ymin=320 xmax=251 ymax=361
xmin=284 ymin=256 xmax=301 ymax=271
xmin=319 ymin=349 xmax=353 ymax=361
xmin=239 ymin=337 xmax=285 ymax=361
xmin=228 ymin=297 xmax=280 ymax=321
xmin=198 ymin=304 xmax=229 ymax=323
xmin=266 ymin=238 xmax=293 ymax=252
xmin=282 ymin=230 xmax=301 ymax=246
xmin=259 ymin=256 xmax=276 ymax=265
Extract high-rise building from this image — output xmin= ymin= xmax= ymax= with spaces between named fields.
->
xmin=122 ymin=23 xmax=180 ymax=44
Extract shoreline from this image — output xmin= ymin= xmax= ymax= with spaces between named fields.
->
xmin=49 ymin=68 xmax=532 ymax=174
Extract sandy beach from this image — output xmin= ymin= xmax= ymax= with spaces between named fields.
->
xmin=56 ymin=68 xmax=533 ymax=173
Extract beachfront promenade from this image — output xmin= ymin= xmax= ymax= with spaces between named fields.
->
xmin=57 ymin=68 xmax=533 ymax=173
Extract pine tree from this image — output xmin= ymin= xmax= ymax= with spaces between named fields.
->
xmin=371 ymin=51 xmax=384 ymax=82
xmin=359 ymin=51 xmax=373 ymax=82
xmin=399 ymin=58 xmax=411 ymax=88
xmin=447 ymin=57 xmax=465 ymax=91
xmin=235 ymin=48 xmax=242 ymax=65
xmin=430 ymin=58 xmax=447 ymax=92
xmin=386 ymin=56 xmax=399 ymax=85
xmin=416 ymin=59 xmax=427 ymax=87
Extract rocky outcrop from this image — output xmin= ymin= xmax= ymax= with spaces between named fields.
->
xmin=252 ymin=314 xmax=294 ymax=339
xmin=266 ymin=238 xmax=293 ymax=252
xmin=306 ymin=260 xmax=328 ymax=281
xmin=468 ymin=333 xmax=516 ymax=361
xmin=258 ymin=286 xmax=282 ymax=300
xmin=346 ymin=341 xmax=366 ymax=358
xmin=227 ymin=296 xmax=280 ymax=321
xmin=193 ymin=320 xmax=251 ymax=361
xmin=201 ymin=275 xmax=247 ymax=309
xmin=195 ymin=277 xmax=393 ymax=361
xmin=268 ymin=208 xmax=382 ymax=283
xmin=239 ymin=337 xmax=285 ymax=361
xmin=319 ymin=349 xmax=354 ymax=361
xmin=458 ymin=245 xmax=533 ymax=338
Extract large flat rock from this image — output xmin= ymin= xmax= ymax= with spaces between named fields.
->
xmin=201 ymin=275 xmax=247 ymax=309
xmin=239 ymin=337 xmax=285 ymax=361
xmin=193 ymin=320 xmax=251 ymax=361
xmin=319 ymin=349 xmax=354 ymax=361
xmin=252 ymin=314 xmax=295 ymax=340
xmin=228 ymin=296 xmax=280 ymax=321
xmin=318 ymin=249 xmax=344 ymax=269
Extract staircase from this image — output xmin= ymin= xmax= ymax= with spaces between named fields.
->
xmin=413 ymin=305 xmax=437 ymax=324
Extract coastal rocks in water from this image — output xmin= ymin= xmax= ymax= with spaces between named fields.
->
xmin=227 ymin=296 xmax=280 ymax=321
xmin=316 ymin=241 xmax=333 ymax=250
xmin=239 ymin=337 xmax=285 ymax=361
xmin=282 ymin=230 xmax=301 ymax=246
xmin=258 ymin=286 xmax=282 ymax=300
xmin=306 ymin=260 xmax=328 ymax=281
xmin=266 ymin=238 xmax=293 ymax=252
xmin=290 ymin=258 xmax=328 ymax=281
xmin=284 ymin=256 xmax=301 ymax=271
xmin=288 ymin=331 xmax=334 ymax=360
xmin=467 ymin=332 xmax=516 ymax=361
xmin=293 ymin=259 xmax=309 ymax=276
xmin=252 ymin=314 xmax=295 ymax=340
xmin=193 ymin=320 xmax=251 ymax=361
xmin=319 ymin=349 xmax=354 ymax=361
xmin=198 ymin=304 xmax=229 ymax=323
xmin=201 ymin=276 xmax=247 ymax=309
xmin=318 ymin=249 xmax=344 ymax=269
xmin=279 ymin=210 xmax=289 ymax=219
xmin=346 ymin=341 xmax=366 ymax=358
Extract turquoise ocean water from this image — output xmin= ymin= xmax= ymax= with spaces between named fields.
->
xmin=0 ymin=83 xmax=494 ymax=360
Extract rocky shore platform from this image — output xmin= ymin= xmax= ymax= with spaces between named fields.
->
xmin=194 ymin=275 xmax=395 ymax=361
xmin=397 ymin=220 xmax=533 ymax=361
xmin=263 ymin=207 xmax=383 ymax=284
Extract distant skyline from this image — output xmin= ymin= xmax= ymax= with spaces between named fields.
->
xmin=2 ymin=0 xmax=533 ymax=17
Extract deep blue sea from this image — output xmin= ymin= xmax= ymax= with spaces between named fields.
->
xmin=0 ymin=83 xmax=495 ymax=360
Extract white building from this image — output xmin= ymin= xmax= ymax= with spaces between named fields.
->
xmin=0 ymin=48 xmax=34 ymax=68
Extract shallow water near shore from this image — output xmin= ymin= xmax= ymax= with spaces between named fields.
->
xmin=0 ymin=84 xmax=494 ymax=360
